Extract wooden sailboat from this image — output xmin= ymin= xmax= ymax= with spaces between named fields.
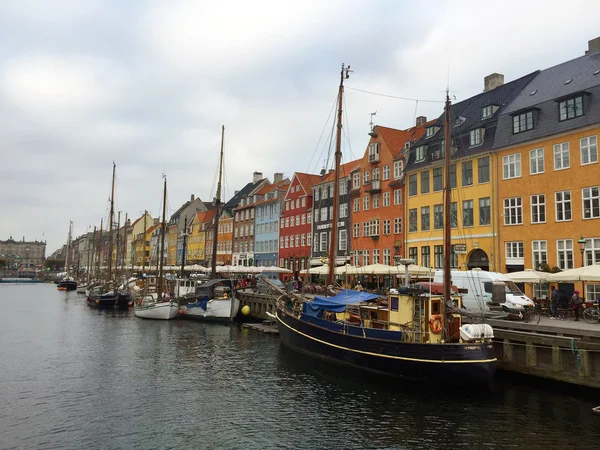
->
xmin=275 ymin=65 xmax=497 ymax=384
xmin=134 ymin=175 xmax=179 ymax=320
xmin=57 ymin=221 xmax=77 ymax=291
xmin=179 ymin=126 xmax=240 ymax=322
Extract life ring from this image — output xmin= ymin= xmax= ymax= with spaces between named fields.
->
xmin=429 ymin=315 xmax=443 ymax=334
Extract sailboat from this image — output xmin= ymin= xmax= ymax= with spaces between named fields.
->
xmin=275 ymin=65 xmax=496 ymax=384
xmin=179 ymin=126 xmax=240 ymax=322
xmin=134 ymin=175 xmax=179 ymax=320
xmin=57 ymin=221 xmax=77 ymax=291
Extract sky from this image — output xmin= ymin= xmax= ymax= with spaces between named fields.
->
xmin=2 ymin=0 xmax=600 ymax=255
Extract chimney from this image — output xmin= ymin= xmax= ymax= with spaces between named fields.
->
xmin=253 ymin=171 xmax=263 ymax=183
xmin=273 ymin=173 xmax=283 ymax=183
xmin=586 ymin=37 xmax=600 ymax=55
xmin=234 ymin=190 xmax=239 ymax=196
xmin=484 ymin=73 xmax=504 ymax=92
xmin=191 ymin=194 xmax=195 ymax=201
xmin=416 ymin=116 xmax=427 ymax=127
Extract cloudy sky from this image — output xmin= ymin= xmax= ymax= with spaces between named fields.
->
xmin=2 ymin=0 xmax=600 ymax=254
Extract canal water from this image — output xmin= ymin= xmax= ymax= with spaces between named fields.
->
xmin=1 ymin=284 xmax=599 ymax=449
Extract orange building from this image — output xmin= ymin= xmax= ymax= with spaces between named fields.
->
xmin=495 ymin=40 xmax=600 ymax=300
xmin=206 ymin=211 xmax=233 ymax=266
xmin=350 ymin=121 xmax=430 ymax=267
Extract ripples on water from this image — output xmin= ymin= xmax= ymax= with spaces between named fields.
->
xmin=1 ymin=284 xmax=599 ymax=449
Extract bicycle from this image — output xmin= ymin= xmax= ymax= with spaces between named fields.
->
xmin=583 ymin=303 xmax=600 ymax=324
xmin=523 ymin=304 xmax=541 ymax=324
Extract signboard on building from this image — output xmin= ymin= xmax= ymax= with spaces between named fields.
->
xmin=453 ymin=244 xmax=467 ymax=254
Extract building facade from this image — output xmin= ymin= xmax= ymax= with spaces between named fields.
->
xmin=253 ymin=178 xmax=290 ymax=267
xmin=0 ymin=237 xmax=46 ymax=268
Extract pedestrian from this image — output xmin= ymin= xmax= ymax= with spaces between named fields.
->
xmin=354 ymin=280 xmax=363 ymax=291
xmin=550 ymin=286 xmax=560 ymax=319
xmin=571 ymin=290 xmax=583 ymax=321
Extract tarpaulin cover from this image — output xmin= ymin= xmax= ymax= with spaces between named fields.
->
xmin=306 ymin=289 xmax=383 ymax=313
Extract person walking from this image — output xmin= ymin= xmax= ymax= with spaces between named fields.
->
xmin=571 ymin=290 xmax=583 ymax=321
xmin=550 ymin=286 xmax=560 ymax=319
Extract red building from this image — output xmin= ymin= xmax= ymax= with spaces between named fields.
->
xmin=279 ymin=172 xmax=321 ymax=275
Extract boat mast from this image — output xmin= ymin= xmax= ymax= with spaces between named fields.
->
xmin=66 ymin=221 xmax=72 ymax=279
xmin=211 ymin=125 xmax=225 ymax=279
xmin=142 ymin=211 xmax=147 ymax=274
xmin=107 ymin=162 xmax=116 ymax=283
xmin=89 ymin=226 xmax=96 ymax=283
xmin=180 ymin=215 xmax=188 ymax=277
xmin=442 ymin=92 xmax=452 ymax=331
xmin=121 ymin=213 xmax=127 ymax=275
xmin=115 ymin=211 xmax=120 ymax=281
xmin=86 ymin=226 xmax=92 ymax=282
xmin=158 ymin=176 xmax=167 ymax=297
xmin=97 ymin=218 xmax=103 ymax=278
xmin=328 ymin=63 xmax=351 ymax=286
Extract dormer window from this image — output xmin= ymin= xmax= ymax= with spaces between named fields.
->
xmin=559 ymin=95 xmax=583 ymax=121
xmin=454 ymin=116 xmax=466 ymax=128
xmin=482 ymin=105 xmax=498 ymax=119
xmin=368 ymin=142 xmax=380 ymax=162
xmin=415 ymin=146 xmax=426 ymax=162
xmin=426 ymin=127 xmax=439 ymax=138
xmin=512 ymin=110 xmax=534 ymax=134
xmin=470 ymin=128 xmax=483 ymax=146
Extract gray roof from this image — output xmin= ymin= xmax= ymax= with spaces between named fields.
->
xmin=496 ymin=52 xmax=600 ymax=149
xmin=223 ymin=178 xmax=267 ymax=213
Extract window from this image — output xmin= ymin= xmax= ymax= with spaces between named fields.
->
xmin=383 ymin=249 xmax=391 ymax=266
xmin=353 ymin=223 xmax=360 ymax=238
xmin=321 ymin=186 xmax=328 ymax=199
xmin=362 ymin=222 xmax=368 ymax=237
xmin=352 ymin=173 xmax=360 ymax=189
xmin=394 ymin=189 xmax=402 ymax=205
xmin=301 ymin=214 xmax=306 ymax=224
xmin=372 ymin=194 xmax=380 ymax=209
xmin=470 ymin=128 xmax=483 ymax=146
xmin=559 ymin=95 xmax=583 ymax=121
xmin=314 ymin=209 xmax=319 ymax=223
xmin=362 ymin=196 xmax=369 ymax=211
xmin=313 ymin=235 xmax=318 ymax=253
xmin=353 ymin=198 xmax=360 ymax=212
xmin=372 ymin=167 xmax=380 ymax=181
xmin=529 ymin=148 xmax=544 ymax=174
xmin=393 ymin=160 xmax=404 ymax=179
xmin=581 ymin=136 xmax=598 ymax=165
xmin=329 ymin=206 xmax=333 ymax=221
xmin=553 ymin=142 xmax=570 ymax=170
xmin=586 ymin=284 xmax=600 ymax=304
xmin=368 ymin=142 xmax=380 ymax=161
xmin=409 ymin=247 xmax=418 ymax=264
xmin=314 ymin=188 xmax=320 ymax=201
xmin=433 ymin=168 xmax=443 ymax=191
xmin=450 ymin=164 xmax=457 ymax=189
xmin=462 ymin=160 xmax=473 ymax=186
xmin=329 ymin=184 xmax=334 ymax=198
xmin=434 ymin=204 xmax=443 ymax=229
xmin=583 ymin=186 xmax=600 ymax=219
xmin=482 ymin=105 xmax=494 ymax=119
xmin=426 ymin=127 xmax=436 ymax=138
xmin=373 ymin=249 xmax=380 ymax=264
xmin=534 ymin=283 xmax=549 ymax=300
xmin=340 ymin=203 xmax=348 ymax=218
xmin=280 ymin=218 xmax=284 ymax=229
xmin=320 ymin=232 xmax=328 ymax=252
xmin=450 ymin=202 xmax=457 ymax=228
xmin=463 ymin=200 xmax=473 ymax=227
xmin=504 ymin=197 xmax=523 ymax=225
xmin=396 ymin=217 xmax=404 ymax=234
xmin=321 ymin=207 xmax=327 ymax=221
xmin=479 ymin=197 xmax=491 ymax=225
xmin=450 ymin=245 xmax=459 ymax=268
xmin=532 ymin=240 xmax=547 ymax=268
xmin=513 ymin=111 xmax=534 ymax=133
xmin=383 ymin=219 xmax=391 ymax=235
xmin=290 ymin=216 xmax=295 ymax=227
xmin=415 ymin=146 xmax=426 ymax=162
xmin=383 ymin=165 xmax=390 ymax=180
xmin=296 ymin=198 xmax=300 ymax=208
xmin=339 ymin=182 xmax=347 ymax=196
xmin=585 ymin=238 xmax=600 ymax=265
xmin=554 ymin=190 xmax=571 ymax=222
xmin=557 ymin=239 xmax=574 ymax=270
xmin=285 ymin=236 xmax=289 ymax=248
xmin=503 ymin=153 xmax=521 ymax=179
xmin=506 ymin=242 xmax=524 ymax=260
xmin=363 ymin=171 xmax=370 ymax=185
xmin=421 ymin=246 xmax=431 ymax=268
xmin=339 ymin=229 xmax=347 ymax=251
xmin=420 ymin=171 xmax=430 ymax=194
xmin=530 ymin=194 xmax=546 ymax=224
xmin=434 ymin=245 xmax=444 ymax=268
xmin=383 ymin=192 xmax=390 ymax=207
xmin=301 ymin=234 xmax=306 ymax=246
xmin=421 ymin=206 xmax=430 ymax=231
xmin=478 ymin=157 xmax=489 ymax=183
xmin=362 ymin=250 xmax=370 ymax=266
xmin=408 ymin=174 xmax=417 ymax=196
xmin=307 ymin=212 xmax=312 ymax=223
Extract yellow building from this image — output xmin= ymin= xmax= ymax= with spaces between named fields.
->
xmin=127 ymin=211 xmax=154 ymax=267
xmin=404 ymin=71 xmax=537 ymax=271
xmin=187 ymin=210 xmax=215 ymax=264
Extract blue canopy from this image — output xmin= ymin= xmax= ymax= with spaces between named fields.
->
xmin=305 ymin=289 xmax=383 ymax=314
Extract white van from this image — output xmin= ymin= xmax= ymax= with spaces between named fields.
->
xmin=433 ymin=269 xmax=534 ymax=313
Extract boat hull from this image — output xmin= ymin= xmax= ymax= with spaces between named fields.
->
xmin=180 ymin=297 xmax=240 ymax=322
xmin=276 ymin=307 xmax=496 ymax=385
xmin=76 ymin=284 xmax=87 ymax=294
xmin=57 ymin=280 xmax=78 ymax=291
xmin=86 ymin=292 xmax=132 ymax=309
xmin=134 ymin=302 xmax=179 ymax=320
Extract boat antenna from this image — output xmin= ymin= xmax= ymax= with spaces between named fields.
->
xmin=107 ymin=162 xmax=116 ymax=283
xmin=442 ymin=89 xmax=451 ymax=336
xmin=158 ymin=175 xmax=167 ymax=298
xmin=211 ymin=125 xmax=225 ymax=279
xmin=328 ymin=63 xmax=352 ymax=286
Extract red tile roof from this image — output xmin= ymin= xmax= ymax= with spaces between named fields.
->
xmin=315 ymin=158 xmax=361 ymax=185
xmin=294 ymin=172 xmax=322 ymax=193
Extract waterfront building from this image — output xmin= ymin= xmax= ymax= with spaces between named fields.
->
xmin=134 ymin=223 xmax=158 ymax=267
xmin=205 ymin=211 xmax=234 ymax=266
xmin=0 ymin=237 xmax=46 ymax=268
xmin=279 ymin=172 xmax=321 ymax=273
xmin=403 ymin=71 xmax=537 ymax=272
xmin=253 ymin=177 xmax=290 ymax=267
xmin=186 ymin=210 xmax=215 ymax=264
xmin=310 ymin=160 xmax=359 ymax=267
xmin=350 ymin=121 xmax=430 ymax=269
xmin=495 ymin=37 xmax=600 ymax=299
xmin=166 ymin=195 xmax=208 ymax=266
xmin=230 ymin=172 xmax=269 ymax=267
xmin=127 ymin=212 xmax=154 ymax=267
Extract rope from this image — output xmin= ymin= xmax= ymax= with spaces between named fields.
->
xmin=571 ymin=338 xmax=582 ymax=368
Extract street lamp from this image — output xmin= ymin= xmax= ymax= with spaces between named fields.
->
xmin=578 ymin=235 xmax=586 ymax=267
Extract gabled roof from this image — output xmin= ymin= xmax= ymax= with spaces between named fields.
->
xmin=313 ymin=159 xmax=361 ymax=186
xmin=146 ymin=224 xmax=160 ymax=235
xmin=223 ymin=178 xmax=268 ymax=212
xmin=252 ymin=179 xmax=291 ymax=207
xmin=193 ymin=209 xmax=215 ymax=225
xmin=285 ymin=172 xmax=322 ymax=199
xmin=405 ymin=70 xmax=539 ymax=171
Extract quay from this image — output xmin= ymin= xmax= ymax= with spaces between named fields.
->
xmin=241 ymin=320 xmax=279 ymax=335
